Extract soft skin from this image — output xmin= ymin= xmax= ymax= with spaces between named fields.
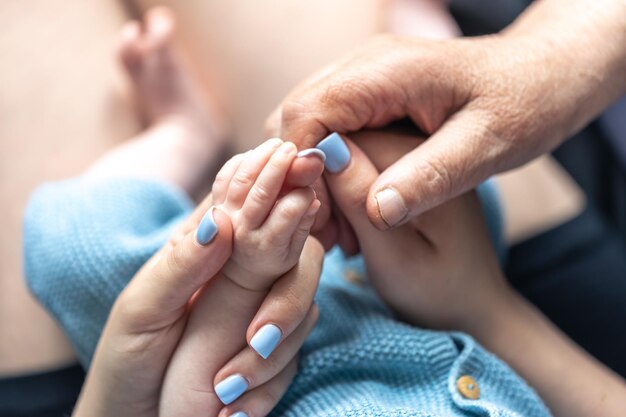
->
xmin=72 ymin=187 xmax=325 ymax=417
xmin=325 ymin=130 xmax=626 ymax=417
xmin=267 ymin=0 xmax=626 ymax=234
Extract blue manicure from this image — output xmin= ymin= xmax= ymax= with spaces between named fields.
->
xmin=230 ymin=413 xmax=249 ymax=417
xmin=196 ymin=207 xmax=218 ymax=245
xmin=250 ymin=324 xmax=282 ymax=359
xmin=316 ymin=132 xmax=350 ymax=173
xmin=215 ymin=374 xmax=249 ymax=405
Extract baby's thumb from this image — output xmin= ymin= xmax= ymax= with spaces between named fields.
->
xmin=367 ymin=114 xmax=498 ymax=229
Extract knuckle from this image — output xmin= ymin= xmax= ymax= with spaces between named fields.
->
xmin=165 ymin=242 xmax=193 ymax=278
xmin=260 ymin=387 xmax=280 ymax=408
xmin=283 ymin=285 xmax=310 ymax=319
xmin=249 ymin=183 xmax=273 ymax=206
xmin=280 ymin=98 xmax=309 ymax=125
xmin=213 ymin=170 xmax=229 ymax=187
xmin=111 ymin=291 xmax=152 ymax=332
xmin=413 ymin=157 xmax=453 ymax=202
xmin=231 ymin=169 xmax=255 ymax=190
xmin=277 ymin=199 xmax=303 ymax=220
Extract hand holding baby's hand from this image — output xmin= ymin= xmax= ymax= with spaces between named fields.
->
xmin=323 ymin=131 xmax=513 ymax=332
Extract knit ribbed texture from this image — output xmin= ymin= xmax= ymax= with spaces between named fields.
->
xmin=23 ymin=177 xmax=551 ymax=416
xmin=24 ymin=178 xmax=192 ymax=364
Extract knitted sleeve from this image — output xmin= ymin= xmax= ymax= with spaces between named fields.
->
xmin=23 ymin=177 xmax=193 ymax=366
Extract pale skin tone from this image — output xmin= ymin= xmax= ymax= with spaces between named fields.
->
xmin=267 ymin=0 xmax=626 ymax=235
xmin=2 ymin=0 xmax=579 ymax=376
xmin=323 ymin=131 xmax=626 ymax=417
xmin=161 ymin=139 xmax=325 ymax=417
xmin=72 ymin=9 xmax=328 ymax=417
xmin=2 ymin=3 xmax=604 ymax=416
xmin=12 ymin=4 xmax=612 ymax=415
xmin=73 ymin=126 xmax=626 ymax=417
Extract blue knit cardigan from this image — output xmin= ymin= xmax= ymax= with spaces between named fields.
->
xmin=24 ymin=177 xmax=551 ymax=417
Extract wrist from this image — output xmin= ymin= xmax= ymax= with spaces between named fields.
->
xmin=502 ymin=0 xmax=626 ymax=122
xmin=455 ymin=280 xmax=521 ymax=342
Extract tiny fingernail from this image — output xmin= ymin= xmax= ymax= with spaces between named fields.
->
xmin=297 ymin=148 xmax=326 ymax=162
xmin=229 ymin=413 xmax=249 ymax=417
xmin=375 ymin=188 xmax=408 ymax=227
xmin=316 ymin=132 xmax=350 ymax=173
xmin=250 ymin=324 xmax=282 ymax=359
xmin=278 ymin=141 xmax=296 ymax=154
xmin=215 ymin=374 xmax=248 ymax=405
xmin=306 ymin=199 xmax=321 ymax=217
xmin=196 ymin=206 xmax=218 ymax=245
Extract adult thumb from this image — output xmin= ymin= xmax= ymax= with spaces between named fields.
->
xmin=366 ymin=112 xmax=503 ymax=229
xmin=119 ymin=206 xmax=233 ymax=331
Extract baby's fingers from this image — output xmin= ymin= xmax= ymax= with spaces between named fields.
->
xmin=226 ymin=138 xmax=283 ymax=210
xmin=261 ymin=187 xmax=316 ymax=247
xmin=218 ymin=357 xmax=299 ymax=417
xmin=241 ymin=142 xmax=297 ymax=229
xmin=212 ymin=152 xmax=247 ymax=205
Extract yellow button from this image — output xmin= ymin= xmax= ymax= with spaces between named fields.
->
xmin=457 ymin=375 xmax=480 ymax=400
xmin=344 ymin=268 xmax=365 ymax=286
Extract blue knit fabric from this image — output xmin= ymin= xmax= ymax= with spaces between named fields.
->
xmin=23 ymin=177 xmax=551 ymax=416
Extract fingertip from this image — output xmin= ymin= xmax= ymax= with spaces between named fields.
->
xmin=212 ymin=206 xmax=233 ymax=238
xmin=249 ymin=323 xmax=283 ymax=359
xmin=286 ymin=152 xmax=325 ymax=188
xmin=306 ymin=198 xmax=322 ymax=218
xmin=316 ymin=133 xmax=351 ymax=174
xmin=196 ymin=206 xmax=233 ymax=246
xmin=366 ymin=190 xmax=391 ymax=230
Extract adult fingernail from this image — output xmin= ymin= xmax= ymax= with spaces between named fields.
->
xmin=215 ymin=374 xmax=248 ymax=405
xmin=196 ymin=206 xmax=218 ymax=245
xmin=375 ymin=188 xmax=408 ymax=227
xmin=250 ymin=324 xmax=282 ymax=359
xmin=229 ymin=413 xmax=249 ymax=417
xmin=297 ymin=148 xmax=326 ymax=162
xmin=316 ymin=132 xmax=350 ymax=173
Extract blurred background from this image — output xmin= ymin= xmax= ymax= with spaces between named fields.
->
xmin=1 ymin=1 xmax=625 ymax=416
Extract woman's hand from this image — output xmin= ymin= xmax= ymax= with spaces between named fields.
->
xmin=72 ymin=194 xmax=233 ymax=417
xmin=73 ymin=188 xmax=325 ymax=417
xmin=267 ymin=0 xmax=626 ymax=232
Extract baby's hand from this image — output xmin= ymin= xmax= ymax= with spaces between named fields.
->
xmin=212 ymin=138 xmax=323 ymax=290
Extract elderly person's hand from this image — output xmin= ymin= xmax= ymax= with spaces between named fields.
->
xmin=267 ymin=0 xmax=626 ymax=234
xmin=72 ymin=191 xmax=325 ymax=417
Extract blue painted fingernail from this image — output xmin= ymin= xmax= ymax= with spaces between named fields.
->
xmin=229 ymin=412 xmax=249 ymax=417
xmin=215 ymin=374 xmax=248 ymax=405
xmin=316 ymin=132 xmax=350 ymax=173
xmin=250 ymin=324 xmax=282 ymax=359
xmin=196 ymin=207 xmax=218 ymax=245
xmin=297 ymin=148 xmax=326 ymax=162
